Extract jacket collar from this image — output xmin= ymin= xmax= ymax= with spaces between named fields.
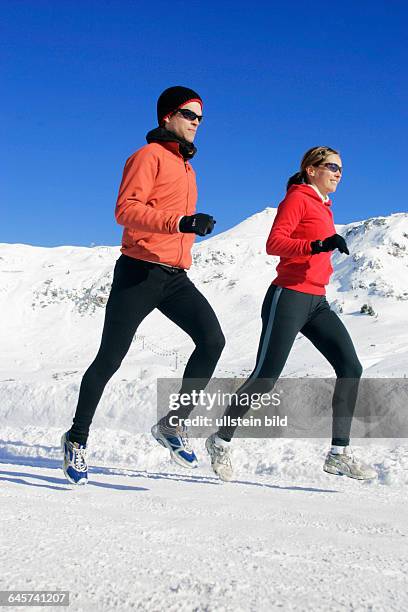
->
xmin=306 ymin=183 xmax=330 ymax=204
xmin=145 ymin=127 xmax=197 ymax=160
xmin=287 ymin=183 xmax=332 ymax=207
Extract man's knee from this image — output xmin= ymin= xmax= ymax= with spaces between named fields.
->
xmin=337 ymin=359 xmax=363 ymax=379
xmin=201 ymin=330 xmax=226 ymax=357
xmin=213 ymin=330 xmax=226 ymax=354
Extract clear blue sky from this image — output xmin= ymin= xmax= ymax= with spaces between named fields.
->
xmin=2 ymin=0 xmax=407 ymax=247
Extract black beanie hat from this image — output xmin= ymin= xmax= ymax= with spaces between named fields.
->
xmin=157 ymin=86 xmax=202 ymax=126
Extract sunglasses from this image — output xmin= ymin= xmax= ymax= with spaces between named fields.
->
xmin=318 ymin=162 xmax=342 ymax=174
xmin=174 ymin=108 xmax=203 ymax=123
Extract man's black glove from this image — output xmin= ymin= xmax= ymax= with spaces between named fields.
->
xmin=311 ymin=234 xmax=349 ymax=255
xmin=179 ymin=213 xmax=216 ymax=237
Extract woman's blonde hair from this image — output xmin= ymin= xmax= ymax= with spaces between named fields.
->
xmin=286 ymin=146 xmax=340 ymax=191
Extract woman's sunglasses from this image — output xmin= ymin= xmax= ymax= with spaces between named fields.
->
xmin=174 ymin=108 xmax=203 ymax=123
xmin=317 ymin=162 xmax=342 ymax=174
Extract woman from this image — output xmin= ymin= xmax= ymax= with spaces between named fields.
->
xmin=205 ymin=146 xmax=377 ymax=482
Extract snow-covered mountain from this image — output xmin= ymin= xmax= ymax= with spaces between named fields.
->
xmin=2 ymin=210 xmax=408 ymax=612
xmin=1 ymin=208 xmax=407 ymax=432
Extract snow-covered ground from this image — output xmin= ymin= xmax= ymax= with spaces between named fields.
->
xmin=1 ymin=431 xmax=408 ymax=611
xmin=1 ymin=209 xmax=408 ymax=610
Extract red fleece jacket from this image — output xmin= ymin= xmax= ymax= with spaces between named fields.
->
xmin=266 ymin=184 xmax=336 ymax=295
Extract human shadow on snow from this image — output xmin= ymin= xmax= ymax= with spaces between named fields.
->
xmin=0 ymin=442 xmax=337 ymax=493
xmin=0 ymin=460 xmax=338 ymax=493
xmin=0 ymin=472 xmax=68 ymax=491
xmin=0 ymin=468 xmax=148 ymax=492
xmin=97 ymin=467 xmax=339 ymax=493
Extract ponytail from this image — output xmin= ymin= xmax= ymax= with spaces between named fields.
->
xmin=286 ymin=171 xmax=305 ymax=191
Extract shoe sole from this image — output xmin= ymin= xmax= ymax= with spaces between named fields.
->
xmin=61 ymin=434 xmax=88 ymax=486
xmin=151 ymin=425 xmax=198 ymax=470
xmin=323 ymin=464 xmax=376 ymax=480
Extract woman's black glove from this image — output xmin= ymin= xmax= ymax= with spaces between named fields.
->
xmin=311 ymin=234 xmax=349 ymax=255
xmin=179 ymin=213 xmax=216 ymax=236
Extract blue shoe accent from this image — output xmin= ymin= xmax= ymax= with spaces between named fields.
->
xmin=151 ymin=423 xmax=198 ymax=469
xmin=61 ymin=432 xmax=88 ymax=485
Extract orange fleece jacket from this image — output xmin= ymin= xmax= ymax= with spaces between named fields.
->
xmin=115 ymin=140 xmax=197 ymax=269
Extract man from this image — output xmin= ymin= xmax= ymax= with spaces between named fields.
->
xmin=62 ymin=86 xmax=225 ymax=485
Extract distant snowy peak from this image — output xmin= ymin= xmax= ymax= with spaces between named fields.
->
xmin=192 ymin=209 xmax=408 ymax=300
xmin=0 ymin=210 xmax=407 ymax=322
xmin=212 ymin=207 xmax=278 ymax=240
xmin=331 ymin=213 xmax=408 ymax=300
xmin=0 ymin=243 xmax=119 ymax=316
xmin=192 ymin=207 xmax=277 ymax=268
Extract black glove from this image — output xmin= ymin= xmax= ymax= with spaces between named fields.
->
xmin=179 ymin=213 xmax=216 ymax=237
xmin=311 ymin=234 xmax=349 ymax=255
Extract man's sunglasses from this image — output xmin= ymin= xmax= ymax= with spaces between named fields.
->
xmin=174 ymin=108 xmax=203 ymax=123
xmin=317 ymin=162 xmax=342 ymax=174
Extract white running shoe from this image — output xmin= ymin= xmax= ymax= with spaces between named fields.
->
xmin=151 ymin=422 xmax=198 ymax=469
xmin=323 ymin=446 xmax=377 ymax=480
xmin=205 ymin=433 xmax=233 ymax=482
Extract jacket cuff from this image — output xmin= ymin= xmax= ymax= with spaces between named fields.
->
xmin=177 ymin=216 xmax=184 ymax=232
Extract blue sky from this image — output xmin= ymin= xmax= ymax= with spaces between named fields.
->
xmin=2 ymin=0 xmax=407 ymax=247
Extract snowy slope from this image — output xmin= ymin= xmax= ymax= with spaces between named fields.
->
xmin=1 ymin=210 xmax=408 ymax=611
xmin=1 ymin=209 xmax=408 ymax=431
